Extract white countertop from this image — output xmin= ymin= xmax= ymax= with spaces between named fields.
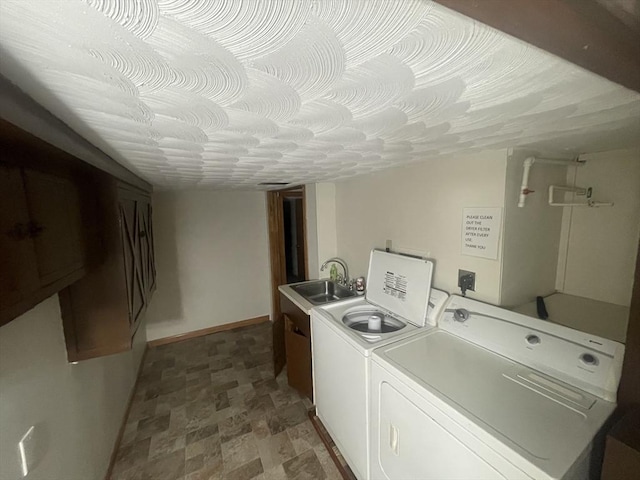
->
xmin=279 ymin=279 xmax=366 ymax=315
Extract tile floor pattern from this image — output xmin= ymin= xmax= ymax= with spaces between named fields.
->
xmin=111 ymin=322 xmax=342 ymax=480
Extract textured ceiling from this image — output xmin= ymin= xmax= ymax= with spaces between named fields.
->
xmin=1 ymin=1 xmax=639 ymax=189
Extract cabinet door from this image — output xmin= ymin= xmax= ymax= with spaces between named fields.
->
xmin=23 ymin=169 xmax=84 ymax=286
xmin=0 ymin=166 xmax=39 ymax=314
xmin=119 ymin=196 xmax=146 ymax=332
xmin=284 ymin=314 xmax=313 ymax=399
xmin=59 ymin=176 xmax=134 ymax=362
xmin=280 ymin=293 xmax=313 ymax=398
xmin=146 ymin=202 xmax=156 ymax=294
xmin=138 ymin=200 xmax=156 ymax=297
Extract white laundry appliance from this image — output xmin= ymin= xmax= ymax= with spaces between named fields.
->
xmin=370 ymin=295 xmax=625 ymax=480
xmin=311 ymin=249 xmax=448 ymax=480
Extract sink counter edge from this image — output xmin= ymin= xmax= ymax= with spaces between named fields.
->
xmin=279 ymin=281 xmax=320 ymax=316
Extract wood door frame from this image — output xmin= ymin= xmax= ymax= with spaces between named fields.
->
xmin=267 ymin=186 xmax=309 ymax=316
xmin=268 ymin=186 xmax=309 ymax=377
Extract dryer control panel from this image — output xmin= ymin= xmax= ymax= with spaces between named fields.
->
xmin=440 ymin=296 xmax=625 ymax=402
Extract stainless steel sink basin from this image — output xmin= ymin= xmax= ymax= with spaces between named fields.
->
xmin=291 ymin=280 xmax=356 ymax=305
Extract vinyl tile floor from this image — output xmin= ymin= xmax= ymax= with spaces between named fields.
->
xmin=110 ymin=321 xmax=342 ymax=480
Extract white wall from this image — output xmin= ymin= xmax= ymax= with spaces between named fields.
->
xmin=334 ymin=150 xmax=508 ymax=304
xmin=0 ymin=295 xmax=146 ymax=480
xmin=145 ymin=190 xmax=271 ymax=341
xmin=500 ymin=149 xmax=568 ymax=306
xmin=557 ymin=148 xmax=640 ymax=305
xmin=304 ymin=184 xmax=320 ymax=279
xmin=314 ymin=183 xmax=338 ymax=278
xmin=304 ymin=183 xmax=338 ymax=279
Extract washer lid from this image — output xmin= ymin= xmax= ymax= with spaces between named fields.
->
xmin=365 ymin=250 xmax=434 ymax=327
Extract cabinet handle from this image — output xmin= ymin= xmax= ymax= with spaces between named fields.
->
xmin=28 ymin=221 xmax=44 ymax=238
xmin=5 ymin=222 xmax=29 ymax=240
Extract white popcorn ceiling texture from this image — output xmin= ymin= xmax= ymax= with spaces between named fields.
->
xmin=1 ymin=0 xmax=639 ymax=189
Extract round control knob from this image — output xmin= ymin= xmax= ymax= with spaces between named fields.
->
xmin=453 ymin=308 xmax=470 ymax=322
xmin=580 ymin=353 xmax=599 ymax=366
xmin=525 ymin=334 xmax=541 ymax=345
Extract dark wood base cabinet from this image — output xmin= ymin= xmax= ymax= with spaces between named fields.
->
xmin=1 ymin=119 xmax=155 ymax=362
xmin=280 ymin=293 xmax=313 ymax=399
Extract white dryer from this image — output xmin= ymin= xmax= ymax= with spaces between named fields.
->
xmin=311 ymin=249 xmax=448 ymax=480
xmin=369 ymin=295 xmax=625 ymax=480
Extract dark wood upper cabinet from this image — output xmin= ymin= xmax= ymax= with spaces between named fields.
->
xmin=0 ymin=164 xmax=91 ymax=326
xmin=1 ymin=119 xmax=155 ymax=361
xmin=0 ymin=166 xmax=40 ymax=313
xmin=23 ymin=169 xmax=85 ymax=285
xmin=59 ymin=180 xmax=156 ymax=361
xmin=117 ymin=184 xmax=156 ymax=336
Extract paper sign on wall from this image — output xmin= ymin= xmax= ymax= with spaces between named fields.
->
xmin=461 ymin=207 xmax=502 ymax=260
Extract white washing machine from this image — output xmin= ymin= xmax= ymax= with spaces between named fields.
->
xmin=311 ymin=249 xmax=448 ymax=480
xmin=370 ymin=295 xmax=626 ymax=480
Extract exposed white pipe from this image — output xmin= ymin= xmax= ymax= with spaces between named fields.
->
xmin=517 ymin=156 xmax=535 ymax=208
xmin=518 ymin=156 xmax=583 ymax=208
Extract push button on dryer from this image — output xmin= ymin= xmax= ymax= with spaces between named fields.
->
xmin=580 ymin=353 xmax=599 ymax=366
xmin=453 ymin=308 xmax=470 ymax=322
xmin=525 ymin=334 xmax=541 ymax=345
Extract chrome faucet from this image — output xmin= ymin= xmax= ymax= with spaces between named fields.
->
xmin=320 ymin=257 xmax=349 ymax=287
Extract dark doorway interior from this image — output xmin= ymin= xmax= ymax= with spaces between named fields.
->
xmin=283 ymin=197 xmax=305 ymax=284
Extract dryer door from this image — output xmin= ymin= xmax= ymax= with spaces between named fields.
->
xmin=373 ymin=378 xmax=532 ymax=480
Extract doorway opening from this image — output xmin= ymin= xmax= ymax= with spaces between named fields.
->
xmin=283 ymin=195 xmax=306 ymax=284
xmin=267 ymin=186 xmax=308 ymax=377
